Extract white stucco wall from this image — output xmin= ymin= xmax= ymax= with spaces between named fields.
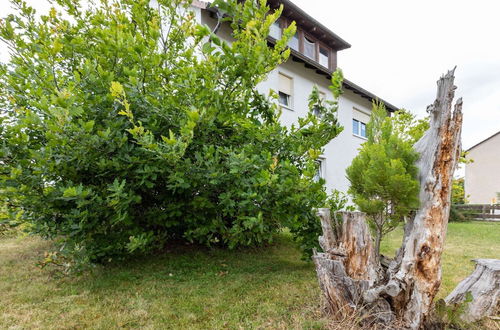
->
xmin=465 ymin=133 xmax=500 ymax=204
xmin=198 ymin=8 xmax=374 ymax=195
xmin=256 ymin=61 xmax=373 ymax=194
xmin=329 ymin=90 xmax=372 ymax=194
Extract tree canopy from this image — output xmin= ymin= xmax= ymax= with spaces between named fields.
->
xmin=346 ymin=102 xmax=420 ymax=258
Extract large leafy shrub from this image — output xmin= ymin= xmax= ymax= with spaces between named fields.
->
xmin=0 ymin=0 xmax=343 ymax=265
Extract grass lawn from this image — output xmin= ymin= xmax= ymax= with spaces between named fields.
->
xmin=380 ymin=221 xmax=500 ymax=299
xmin=1 ymin=221 xmax=498 ymax=329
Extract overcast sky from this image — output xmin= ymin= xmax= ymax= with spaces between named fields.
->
xmin=291 ymin=0 xmax=500 ymax=150
xmin=1 ymin=0 xmax=499 ymax=150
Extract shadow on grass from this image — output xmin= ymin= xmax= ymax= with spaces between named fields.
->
xmin=0 ymin=233 xmax=322 ymax=329
xmin=51 ymin=232 xmax=315 ymax=294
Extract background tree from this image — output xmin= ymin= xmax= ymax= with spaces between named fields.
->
xmin=449 ymin=177 xmax=473 ymax=222
xmin=451 ymin=177 xmax=467 ymax=204
xmin=346 ymin=102 xmax=420 ymax=259
xmin=391 ymin=109 xmax=429 ymax=144
xmin=0 ymin=0 xmax=343 ymax=267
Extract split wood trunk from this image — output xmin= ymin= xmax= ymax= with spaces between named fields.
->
xmin=445 ymin=259 xmax=500 ymax=322
xmin=313 ymin=68 xmax=463 ymax=329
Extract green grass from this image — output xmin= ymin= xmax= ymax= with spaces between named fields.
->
xmin=0 ymin=234 xmax=325 ymax=329
xmin=381 ymin=221 xmax=500 ymax=298
xmin=1 ymin=222 xmax=498 ymax=329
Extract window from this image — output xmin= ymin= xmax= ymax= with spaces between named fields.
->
xmin=278 ymin=73 xmax=293 ymax=108
xmin=314 ymin=159 xmax=325 ymax=182
xmin=352 ymin=108 xmax=370 ymax=138
xmin=279 ymin=91 xmax=290 ymax=107
xmin=353 ymin=119 xmax=367 ymax=138
xmin=269 ymin=20 xmax=281 ymax=39
xmin=288 ymin=32 xmax=299 ymax=51
xmin=319 ymin=46 xmax=329 ymax=68
xmin=304 ymin=36 xmax=316 ymax=59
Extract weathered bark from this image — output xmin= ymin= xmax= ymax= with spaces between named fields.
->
xmin=313 ymin=211 xmax=389 ymax=322
xmin=379 ymin=67 xmax=463 ymax=327
xmin=445 ymin=259 xmax=500 ymax=322
xmin=313 ymin=69 xmax=464 ymax=329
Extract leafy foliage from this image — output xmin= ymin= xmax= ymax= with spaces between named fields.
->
xmin=433 ymin=293 xmax=474 ymax=329
xmin=391 ymin=109 xmax=429 ymax=144
xmin=290 ymin=190 xmax=353 ymax=260
xmin=0 ymin=0 xmax=343 ymax=265
xmin=346 ymin=102 xmax=420 ymax=257
xmin=449 ymin=206 xmax=474 ymax=223
xmin=449 ymin=178 xmax=473 ymax=222
xmin=451 ymin=177 xmax=467 ymax=205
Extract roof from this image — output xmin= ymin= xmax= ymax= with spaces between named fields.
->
xmin=466 ymin=130 xmax=500 ymax=152
xmin=286 ymin=44 xmax=399 ymax=112
xmin=196 ymin=0 xmax=351 ymax=51
xmin=266 ymin=0 xmax=351 ymax=51
xmin=196 ymin=0 xmax=399 ymax=112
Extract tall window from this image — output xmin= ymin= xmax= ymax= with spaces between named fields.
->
xmin=278 ymin=73 xmax=293 ymax=108
xmin=288 ymin=32 xmax=299 ymax=51
xmin=352 ymin=119 xmax=367 ymax=138
xmin=319 ymin=46 xmax=329 ymax=68
xmin=353 ymin=108 xmax=370 ymax=138
xmin=304 ymin=36 xmax=316 ymax=59
xmin=269 ymin=20 xmax=281 ymax=39
xmin=314 ymin=159 xmax=325 ymax=182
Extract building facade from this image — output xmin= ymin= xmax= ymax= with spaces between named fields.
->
xmin=465 ymin=131 xmax=500 ymax=204
xmin=191 ymin=0 xmax=398 ymax=194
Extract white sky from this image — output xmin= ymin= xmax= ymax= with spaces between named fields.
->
xmin=290 ymin=0 xmax=500 ymax=151
xmin=1 ymin=0 xmax=499 ymax=150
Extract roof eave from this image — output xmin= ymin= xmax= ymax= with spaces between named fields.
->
xmin=466 ymin=130 xmax=500 ymax=152
xmin=267 ymin=0 xmax=351 ymax=51
xmin=199 ymin=2 xmax=397 ymax=112
xmin=285 ymin=46 xmax=399 ymax=112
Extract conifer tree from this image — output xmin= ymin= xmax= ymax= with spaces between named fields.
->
xmin=346 ymin=102 xmax=420 ymax=259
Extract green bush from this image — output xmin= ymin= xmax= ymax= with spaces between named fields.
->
xmin=346 ymin=102 xmax=420 ymax=258
xmin=449 ymin=205 xmax=476 ymax=222
xmin=0 ymin=0 xmax=343 ymax=265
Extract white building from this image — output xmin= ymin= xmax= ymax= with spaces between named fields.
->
xmin=465 ymin=131 xmax=500 ymax=204
xmin=191 ymin=0 xmax=398 ymax=194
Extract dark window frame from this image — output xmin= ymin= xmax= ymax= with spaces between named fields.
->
xmin=281 ymin=19 xmax=332 ymax=70
xmin=278 ymin=72 xmax=293 ymax=110
xmin=314 ymin=158 xmax=326 ymax=182
xmin=318 ymin=44 xmax=331 ymax=69
xmin=303 ymin=33 xmax=317 ymax=61
xmin=278 ymin=91 xmax=291 ymax=108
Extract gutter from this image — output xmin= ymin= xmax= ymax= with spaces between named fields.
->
xmin=284 ymin=42 xmax=399 ymax=112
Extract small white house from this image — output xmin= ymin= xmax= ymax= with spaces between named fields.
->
xmin=190 ymin=0 xmax=398 ymax=194
xmin=465 ymin=130 xmax=500 ymax=204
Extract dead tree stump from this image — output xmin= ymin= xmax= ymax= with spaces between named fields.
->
xmin=445 ymin=259 xmax=500 ymax=322
xmin=313 ymin=68 xmax=463 ymax=329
